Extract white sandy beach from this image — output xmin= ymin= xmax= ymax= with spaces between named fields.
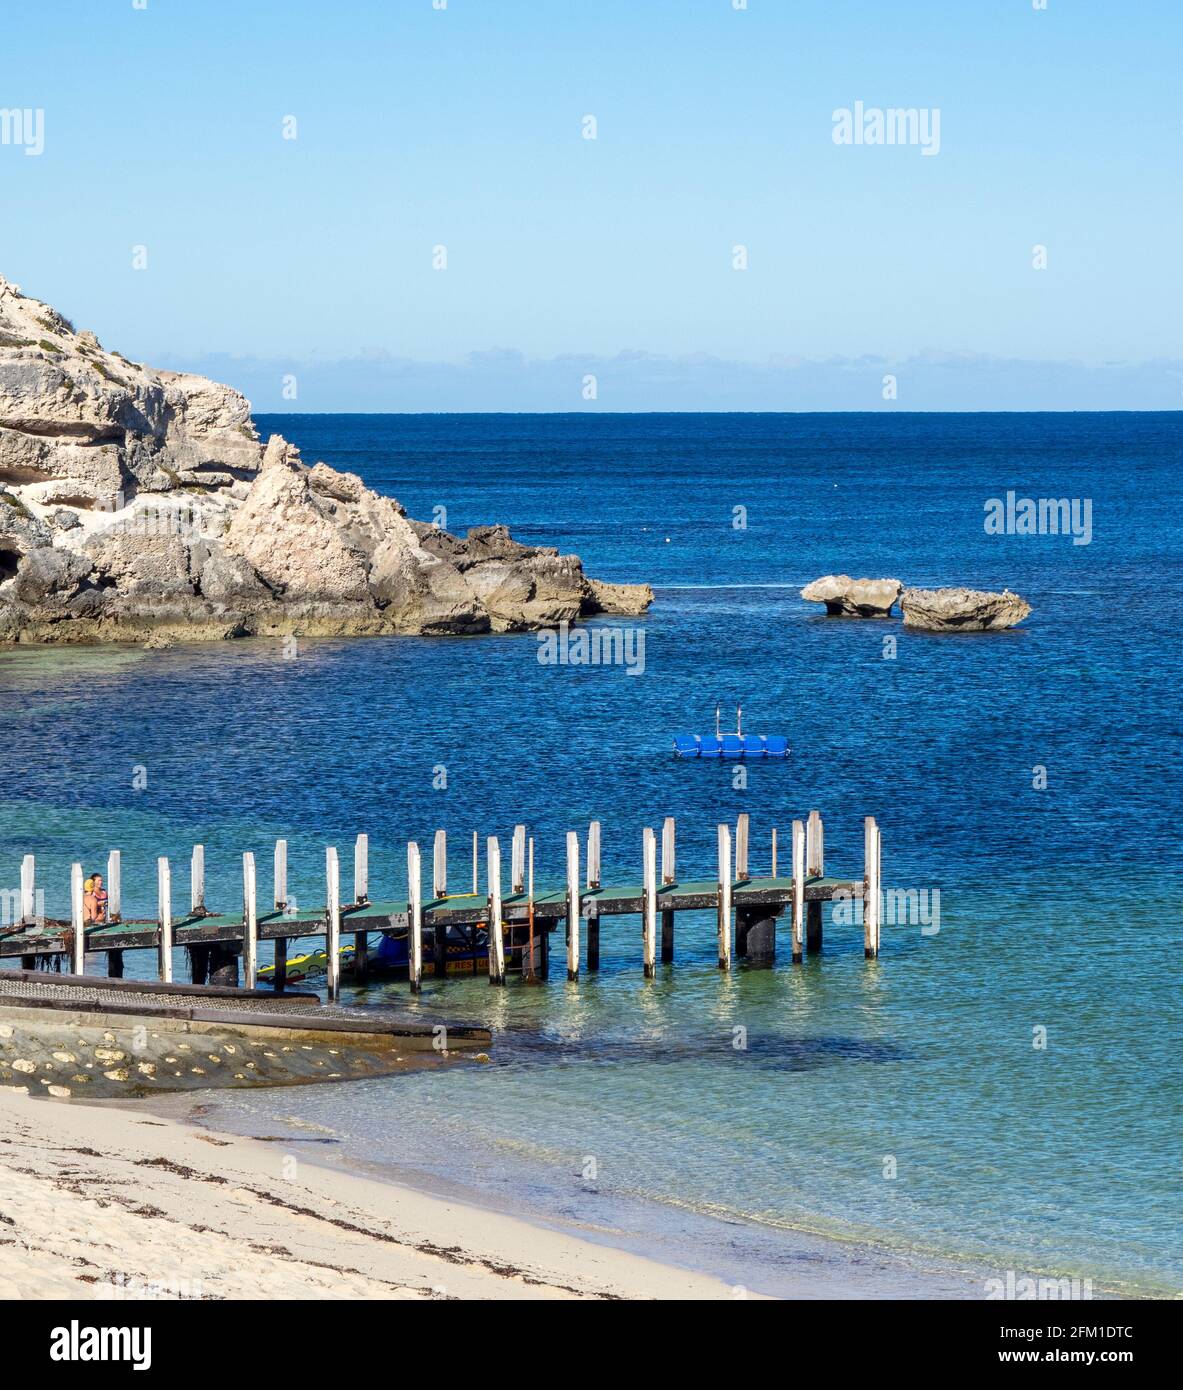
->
xmin=0 ymin=1086 xmax=737 ymax=1300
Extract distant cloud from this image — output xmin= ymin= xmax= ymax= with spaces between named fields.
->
xmin=155 ymin=346 xmax=1183 ymax=414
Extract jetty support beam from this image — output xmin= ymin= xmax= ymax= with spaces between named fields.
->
xmin=791 ymin=819 xmax=805 ymax=964
xmin=408 ymin=840 xmax=423 ymax=993
xmin=717 ymin=823 xmax=732 ymax=970
xmin=661 ymin=816 xmax=675 ymax=962
xmin=566 ymin=831 xmax=580 ymax=981
xmin=863 ymin=816 xmax=881 ymax=959
xmin=326 ymin=847 xmax=341 ymax=1001
xmin=157 ymin=856 xmax=172 ymax=984
xmin=642 ymin=826 xmax=657 ymax=978
xmin=487 ymin=836 xmax=505 ymax=985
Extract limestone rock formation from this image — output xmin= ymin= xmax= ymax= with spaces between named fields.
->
xmin=900 ymin=587 xmax=1031 ymax=631
xmin=0 ymin=274 xmax=651 ymax=644
xmin=801 ymin=574 xmax=902 ymax=617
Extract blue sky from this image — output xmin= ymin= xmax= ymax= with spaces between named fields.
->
xmin=2 ymin=0 xmax=1180 ymax=410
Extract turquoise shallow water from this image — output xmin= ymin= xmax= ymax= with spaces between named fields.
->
xmin=2 ymin=413 xmax=1180 ymax=1295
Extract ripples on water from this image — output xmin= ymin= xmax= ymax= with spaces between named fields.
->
xmin=2 ymin=413 xmax=1180 ymax=1294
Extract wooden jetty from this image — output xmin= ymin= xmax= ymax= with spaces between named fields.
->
xmin=0 ymin=813 xmax=884 ymax=1000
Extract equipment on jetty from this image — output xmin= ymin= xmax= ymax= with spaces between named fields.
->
xmin=0 ymin=811 xmax=884 ymax=998
xmin=673 ymin=706 xmax=789 ymax=757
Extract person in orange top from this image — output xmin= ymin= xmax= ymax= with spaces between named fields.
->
xmin=91 ymin=872 xmax=108 ymax=924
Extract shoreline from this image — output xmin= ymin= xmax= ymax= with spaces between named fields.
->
xmin=154 ymin=1088 xmax=1167 ymax=1301
xmin=1 ymin=1082 xmax=1004 ymax=1301
xmin=0 ymin=1085 xmax=738 ymax=1300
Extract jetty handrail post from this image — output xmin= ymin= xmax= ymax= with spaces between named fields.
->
xmin=190 ymin=844 xmax=205 ymax=914
xmin=716 ymin=823 xmax=732 ymax=970
xmin=587 ymin=820 xmax=601 ymax=890
xmin=407 ymin=840 xmax=423 ymax=994
xmin=70 ymin=862 xmax=85 ymax=976
xmin=661 ymin=816 xmax=676 ymax=885
xmin=736 ymin=813 xmax=750 ymax=882
xmin=512 ymin=824 xmax=526 ymax=895
xmin=486 ymin=836 xmax=505 ymax=985
xmin=19 ymin=853 xmax=34 ymax=924
xmin=433 ymin=829 xmax=447 ymax=900
xmin=863 ymin=816 xmax=881 ymax=959
xmin=242 ymin=851 xmax=258 ymax=988
xmin=807 ymin=810 xmax=825 ymax=878
xmin=325 ymin=847 xmax=341 ymax=1001
xmin=471 ymin=831 xmax=478 ymax=897
xmin=525 ymin=835 xmax=538 ymax=983
xmin=642 ymin=826 xmax=657 ymax=977
xmin=771 ymin=828 xmax=778 ymax=879
xmin=791 ymin=819 xmax=806 ymax=964
xmin=107 ymin=849 xmax=121 ymax=922
xmin=20 ymin=853 xmax=35 ymax=924
xmin=566 ymin=830 xmax=580 ymax=981
xmin=354 ymin=833 xmax=369 ymax=905
xmin=273 ymin=839 xmax=288 ymax=912
xmin=157 ymin=856 xmax=172 ymax=984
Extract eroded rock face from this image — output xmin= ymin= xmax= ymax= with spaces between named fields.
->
xmin=0 ymin=274 xmax=651 ymax=643
xmin=900 ymin=587 xmax=1031 ymax=631
xmin=801 ymin=575 xmax=902 ymax=617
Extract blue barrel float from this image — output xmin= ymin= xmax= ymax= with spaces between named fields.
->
xmin=673 ymin=707 xmax=789 ymax=758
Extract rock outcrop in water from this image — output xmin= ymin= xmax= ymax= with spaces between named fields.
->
xmin=0 ymin=275 xmax=651 ymax=644
xmin=900 ymin=586 xmax=1031 ymax=631
xmin=800 ymin=575 xmax=902 ymax=617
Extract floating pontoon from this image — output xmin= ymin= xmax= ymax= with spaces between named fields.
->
xmin=673 ymin=708 xmax=790 ymax=758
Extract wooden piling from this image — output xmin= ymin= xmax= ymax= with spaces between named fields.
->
xmin=242 ymin=851 xmax=258 ymax=988
xmin=486 ymin=836 xmax=505 ymax=984
xmin=642 ymin=825 xmax=657 ymax=978
xmin=736 ymin=813 xmax=750 ymax=882
xmin=512 ymin=824 xmax=526 ymax=895
xmin=587 ymin=906 xmax=600 ymax=971
xmin=325 ymin=847 xmax=341 ymax=1001
xmin=408 ymin=840 xmax=423 ymax=993
xmin=770 ymin=828 xmax=777 ymax=879
xmin=20 ymin=853 xmax=34 ymax=923
xmin=524 ymin=836 xmax=539 ymax=983
xmin=807 ymin=810 xmax=824 ymax=876
xmin=191 ymin=844 xmax=205 ymax=913
xmin=70 ymin=862 xmax=85 ymax=976
xmin=806 ymin=810 xmax=824 ymax=951
xmin=791 ymin=819 xmax=805 ymax=964
xmin=587 ymin=820 xmax=601 ymax=890
xmin=863 ymin=816 xmax=881 ymax=959
xmin=661 ymin=816 xmax=675 ymax=962
xmin=157 ymin=856 xmax=172 ymax=984
xmin=433 ymin=829 xmax=447 ymax=899
xmin=273 ymin=937 xmax=288 ymax=992
xmin=471 ymin=830 xmax=479 ymax=897
xmin=273 ymin=839 xmax=288 ymax=911
xmin=354 ymin=833 xmax=369 ymax=905
xmin=716 ymin=823 xmax=732 ymax=970
xmin=107 ymin=849 xmax=121 ymax=922
xmin=566 ymin=830 xmax=580 ymax=981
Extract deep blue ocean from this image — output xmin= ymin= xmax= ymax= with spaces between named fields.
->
xmin=3 ymin=413 xmax=1180 ymax=1296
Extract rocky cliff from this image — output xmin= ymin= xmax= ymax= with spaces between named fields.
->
xmin=0 ymin=275 xmax=651 ymax=644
